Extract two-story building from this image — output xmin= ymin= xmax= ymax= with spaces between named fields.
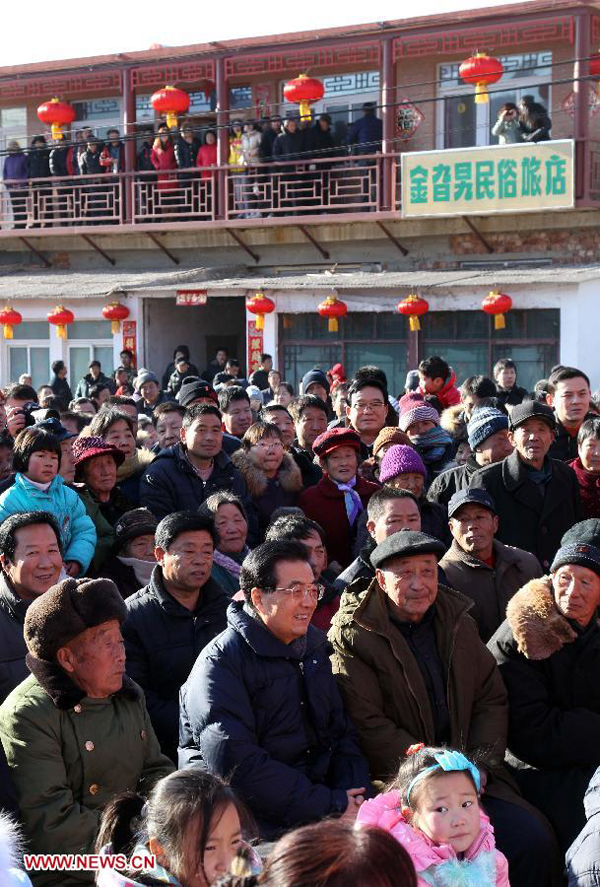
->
xmin=1 ymin=0 xmax=599 ymax=393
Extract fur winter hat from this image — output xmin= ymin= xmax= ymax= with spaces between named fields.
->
xmin=24 ymin=577 xmax=127 ymax=660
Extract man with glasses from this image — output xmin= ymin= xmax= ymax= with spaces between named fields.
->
xmin=346 ymin=377 xmax=389 ymax=455
xmin=179 ymin=539 xmax=372 ymax=838
xmin=123 ymin=511 xmax=229 ymax=760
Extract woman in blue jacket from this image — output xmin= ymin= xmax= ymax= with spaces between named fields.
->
xmin=0 ymin=427 xmax=96 ymax=576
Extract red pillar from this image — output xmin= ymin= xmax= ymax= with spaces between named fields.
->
xmin=574 ymin=11 xmax=590 ymax=202
xmin=216 ymin=56 xmax=228 ymax=219
xmin=381 ymin=36 xmax=395 ymax=212
xmin=122 ymin=67 xmax=136 ymax=223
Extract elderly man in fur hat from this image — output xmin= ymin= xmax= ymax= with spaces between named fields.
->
xmin=0 ymin=577 xmax=173 ymax=886
xmin=489 ymin=537 xmax=600 ymax=856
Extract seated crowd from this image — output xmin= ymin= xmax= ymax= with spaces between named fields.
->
xmin=1 ymin=347 xmax=600 ymax=886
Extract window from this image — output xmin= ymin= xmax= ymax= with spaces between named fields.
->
xmin=71 ymin=99 xmax=123 ymax=141
xmin=437 ymin=51 xmax=552 ymax=149
xmin=9 ymin=346 xmax=50 ymax=389
xmin=281 ymin=71 xmax=380 ymax=144
xmin=67 ymin=321 xmax=114 ymax=388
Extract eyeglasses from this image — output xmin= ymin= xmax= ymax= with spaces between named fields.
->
xmin=353 ymin=401 xmax=386 ymax=412
xmin=253 ymin=440 xmax=284 ymax=451
xmin=267 ymin=583 xmax=325 ymax=601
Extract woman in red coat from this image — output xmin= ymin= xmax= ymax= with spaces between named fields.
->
xmin=151 ymin=124 xmax=177 ymax=198
xmin=299 ymin=427 xmax=379 ymax=571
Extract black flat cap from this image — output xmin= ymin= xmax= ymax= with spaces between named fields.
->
xmin=509 ymin=400 xmax=555 ymax=431
xmin=370 ymin=530 xmax=446 ymax=569
xmin=562 ymin=519 xmax=600 ymax=548
xmin=448 ymin=488 xmax=496 ymax=518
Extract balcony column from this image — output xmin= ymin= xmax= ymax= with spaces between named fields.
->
xmin=573 ymin=11 xmax=590 ymax=201
xmin=216 ymin=56 xmax=229 ymax=219
xmin=381 ymin=36 xmax=395 ymax=212
xmin=122 ymin=67 xmax=136 ymax=223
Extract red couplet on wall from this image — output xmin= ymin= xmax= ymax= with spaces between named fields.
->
xmin=122 ymin=320 xmax=137 ymax=365
xmin=247 ymin=320 xmax=264 ymax=377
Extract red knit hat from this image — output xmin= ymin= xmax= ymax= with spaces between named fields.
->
xmin=312 ymin=427 xmax=362 ymax=458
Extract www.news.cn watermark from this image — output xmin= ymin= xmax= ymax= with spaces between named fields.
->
xmin=23 ymin=853 xmax=156 ymax=872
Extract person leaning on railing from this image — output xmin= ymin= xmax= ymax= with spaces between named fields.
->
xmin=2 ymin=141 xmax=28 ymax=229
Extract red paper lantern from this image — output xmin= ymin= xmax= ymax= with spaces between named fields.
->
xmin=37 ymin=98 xmax=75 ymax=141
xmin=48 ymin=305 xmax=74 ymax=339
xmin=482 ymin=290 xmax=513 ymax=330
xmin=459 ymin=52 xmax=504 ymax=104
xmin=102 ymin=302 xmax=130 ymax=335
xmin=246 ymin=291 xmax=275 ymax=331
xmin=397 ymin=294 xmax=429 ymax=332
xmin=0 ymin=306 xmax=22 ymax=340
xmin=284 ymin=74 xmax=325 ymax=119
xmin=317 ymin=295 xmax=347 ymax=333
xmin=151 ymin=86 xmax=190 ymax=128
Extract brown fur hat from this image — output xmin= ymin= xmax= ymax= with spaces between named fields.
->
xmin=24 ymin=577 xmax=127 ymax=660
xmin=506 ymin=576 xmax=577 ymax=660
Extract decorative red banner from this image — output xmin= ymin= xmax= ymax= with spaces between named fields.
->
xmin=122 ymin=320 xmax=137 ymax=363
xmin=247 ymin=320 xmax=264 ymax=376
xmin=176 ymin=290 xmax=208 ymax=306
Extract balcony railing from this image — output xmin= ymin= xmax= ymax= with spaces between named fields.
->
xmin=0 ymin=142 xmax=596 ymax=232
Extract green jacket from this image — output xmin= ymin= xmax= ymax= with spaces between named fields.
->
xmin=0 ymin=669 xmax=174 ymax=886
xmin=75 ymin=485 xmax=116 ymax=575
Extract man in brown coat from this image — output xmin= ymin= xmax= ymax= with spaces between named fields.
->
xmin=440 ymin=488 xmax=542 ymax=641
xmin=328 ymin=530 xmax=557 ymax=887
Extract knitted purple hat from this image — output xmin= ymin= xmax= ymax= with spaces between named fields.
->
xmin=379 ymin=445 xmax=427 ymax=483
xmin=398 ymin=403 xmax=440 ymax=433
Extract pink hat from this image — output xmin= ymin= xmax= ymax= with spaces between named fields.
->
xmin=72 ymin=435 xmax=125 ymax=472
xmin=398 ymin=403 xmax=440 ymax=433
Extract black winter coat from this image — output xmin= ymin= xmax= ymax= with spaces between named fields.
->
xmin=549 ymin=412 xmax=597 ymax=462
xmin=49 ymin=145 xmax=69 ymax=177
xmin=79 ymin=149 xmax=105 ymax=176
xmin=427 ymin=455 xmax=481 ymax=508
xmin=303 ymin=124 xmax=335 ymax=164
xmin=139 ymin=443 xmax=255 ymax=526
xmin=123 ymin=565 xmax=229 ymax=758
xmin=258 ymin=127 xmax=279 ymax=161
xmin=49 ymin=374 xmax=73 ymax=405
xmin=0 ymin=573 xmax=31 ymax=704
xmin=28 ymin=147 xmax=50 ymax=179
xmin=137 ymin=142 xmax=155 ymax=172
xmin=179 ymin=602 xmax=372 ymax=838
xmin=567 ymin=766 xmax=600 ymax=886
xmin=290 ymin=446 xmax=322 ymax=488
xmin=174 ymin=136 xmax=202 ymax=173
xmin=470 ymin=449 xmax=582 ymax=570
xmin=273 ymin=129 xmax=305 ymax=162
xmin=98 ymin=553 xmax=144 ymax=599
xmin=494 ymin=384 xmax=528 ymax=408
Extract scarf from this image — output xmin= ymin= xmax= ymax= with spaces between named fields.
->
xmin=24 ymin=476 xmax=52 ymax=492
xmin=116 ymin=555 xmax=156 ymax=586
xmin=422 ymin=850 xmax=495 ymax=885
xmin=413 ymin=426 xmax=453 ymax=465
xmin=213 ymin=547 xmax=250 ymax=577
xmin=333 ymin=476 xmax=363 ymax=526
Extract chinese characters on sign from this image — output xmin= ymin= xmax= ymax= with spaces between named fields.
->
xmin=396 ymin=99 xmax=425 ymax=141
xmin=401 ymin=140 xmax=574 ymax=218
xmin=122 ymin=321 xmax=137 ymax=365
xmin=175 ymin=290 xmax=208 ymax=306
xmin=247 ymin=320 xmax=264 ymax=376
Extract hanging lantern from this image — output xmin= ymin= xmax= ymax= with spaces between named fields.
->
xmin=47 ymin=305 xmax=74 ymax=339
xmin=151 ymin=86 xmax=190 ymax=128
xmin=459 ymin=52 xmax=504 ymax=104
xmin=482 ymin=290 xmax=513 ymax=330
xmin=397 ymin=294 xmax=429 ymax=332
xmin=283 ymin=74 xmax=325 ymax=119
xmin=590 ymin=52 xmax=600 ymax=95
xmin=0 ymin=306 xmax=22 ymax=340
xmin=317 ymin=295 xmax=347 ymax=333
xmin=246 ymin=291 xmax=275 ymax=331
xmin=102 ymin=302 xmax=130 ymax=335
xmin=37 ymin=98 xmax=75 ymax=141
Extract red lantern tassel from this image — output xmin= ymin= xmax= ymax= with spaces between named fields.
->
xmin=409 ymin=316 xmax=421 ymax=332
xmin=3 ymin=324 xmax=13 ymax=340
xmin=494 ymin=314 xmax=505 ymax=330
xmin=475 ymin=81 xmax=488 ymax=104
xmin=56 ymin=324 xmax=66 ymax=339
xmin=256 ymin=315 xmax=265 ymax=331
xmin=328 ymin=318 xmax=338 ymax=333
xmin=111 ymin=320 xmax=120 ymax=334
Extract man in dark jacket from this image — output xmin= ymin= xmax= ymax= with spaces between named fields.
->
xmin=346 ymin=102 xmax=382 ymax=155
xmin=75 ymin=360 xmax=115 ymax=399
xmin=123 ymin=511 xmax=228 ymax=759
xmin=440 ymin=488 xmax=542 ymax=641
xmin=329 ymin=530 xmax=557 ymax=886
xmin=48 ymin=359 xmax=73 ymax=407
xmin=489 ymin=538 xmax=600 ymax=853
xmin=203 ymin=347 xmax=228 ymax=384
xmin=470 ymin=400 xmax=582 ymax=571
xmin=0 ymin=513 xmax=63 ymax=703
xmin=428 ymin=405 xmax=513 ymax=507
xmin=493 ymin=358 xmax=528 ymax=409
xmin=179 ymin=540 xmax=372 ymax=838
xmin=258 ymin=116 xmax=282 ymax=162
xmin=174 ymin=124 xmax=202 ymax=180
xmin=546 ymin=365 xmax=594 ymax=462
xmin=140 ymin=403 xmax=254 ymax=525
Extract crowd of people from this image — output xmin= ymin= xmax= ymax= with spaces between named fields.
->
xmin=0 ymin=343 xmax=598 ymax=886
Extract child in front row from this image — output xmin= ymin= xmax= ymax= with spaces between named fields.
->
xmin=358 ymin=744 xmax=509 ymax=886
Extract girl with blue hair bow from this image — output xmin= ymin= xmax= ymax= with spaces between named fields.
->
xmin=357 ymin=745 xmax=510 ymax=886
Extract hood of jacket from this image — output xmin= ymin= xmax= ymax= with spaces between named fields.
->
xmin=226 ymin=600 xmax=326 ymax=660
xmin=231 ymin=449 xmax=303 ymax=498
xmin=505 ymin=575 xmax=578 ymax=660
xmin=440 ymin=403 xmax=466 ymax=439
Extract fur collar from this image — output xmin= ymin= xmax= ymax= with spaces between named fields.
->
xmin=26 ymin=653 xmax=141 ymax=710
xmin=505 ymin=576 xmax=577 ymax=660
xmin=440 ymin=403 xmax=466 ymax=439
xmin=231 ymin=449 xmax=303 ymax=497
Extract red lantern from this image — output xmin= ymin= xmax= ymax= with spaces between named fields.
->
xmin=459 ymin=52 xmax=504 ymax=104
xmin=37 ymin=98 xmax=75 ymax=141
xmin=48 ymin=305 xmax=74 ymax=339
xmin=397 ymin=294 xmax=429 ymax=332
xmin=284 ymin=74 xmax=325 ymax=119
xmin=102 ymin=302 xmax=130 ymax=335
xmin=482 ymin=290 xmax=513 ymax=330
xmin=0 ymin=306 xmax=22 ymax=340
xmin=590 ymin=52 xmax=600 ymax=95
xmin=246 ymin=291 xmax=275 ymax=331
xmin=317 ymin=295 xmax=347 ymax=333
xmin=151 ymin=86 xmax=190 ymax=128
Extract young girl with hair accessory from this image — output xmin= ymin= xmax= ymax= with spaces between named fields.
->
xmin=357 ymin=744 xmax=509 ymax=886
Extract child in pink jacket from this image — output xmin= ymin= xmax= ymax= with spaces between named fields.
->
xmin=357 ymin=745 xmax=510 ymax=886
